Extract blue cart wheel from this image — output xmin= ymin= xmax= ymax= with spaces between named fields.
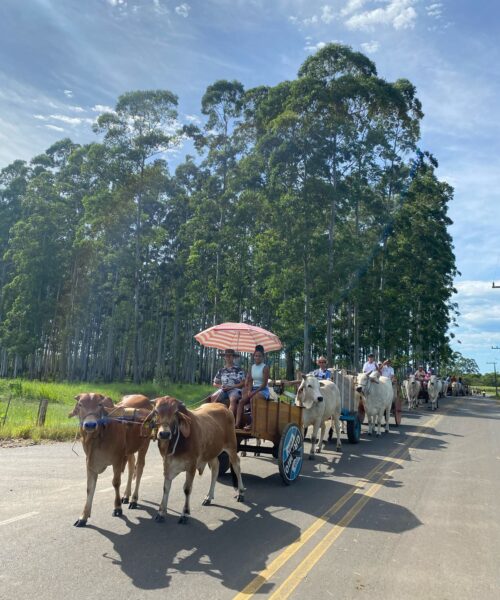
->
xmin=278 ymin=423 xmax=303 ymax=485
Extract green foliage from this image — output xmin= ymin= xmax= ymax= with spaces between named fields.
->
xmin=0 ymin=44 xmax=458 ymax=385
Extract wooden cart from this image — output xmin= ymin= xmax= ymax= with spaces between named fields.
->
xmin=329 ymin=370 xmax=402 ymax=442
xmin=218 ymin=393 xmax=304 ymax=485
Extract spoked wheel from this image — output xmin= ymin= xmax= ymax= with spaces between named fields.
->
xmin=393 ymin=396 xmax=402 ymax=426
xmin=217 ymin=451 xmax=230 ymax=477
xmin=278 ymin=423 xmax=303 ymax=485
xmin=346 ymin=415 xmax=362 ymax=443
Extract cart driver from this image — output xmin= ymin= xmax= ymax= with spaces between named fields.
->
xmin=311 ymin=356 xmax=331 ymax=380
xmin=363 ymin=353 xmax=378 ymax=374
xmin=211 ymin=349 xmax=246 ymax=421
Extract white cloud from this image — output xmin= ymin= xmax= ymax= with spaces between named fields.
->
xmin=153 ymin=0 xmax=169 ymax=15
xmin=175 ymin=3 xmax=191 ymax=18
xmin=68 ymin=105 xmax=86 ymax=113
xmin=184 ymin=114 xmax=201 ymax=123
xmin=345 ymin=0 xmax=417 ymax=31
xmin=91 ymin=104 xmax=115 ymax=113
xmin=361 ymin=40 xmax=380 ymax=53
xmin=426 ymin=3 xmax=443 ymax=18
xmin=63 ymin=89 xmax=74 ymax=98
xmin=305 ymin=40 xmax=327 ymax=53
xmin=45 ymin=124 xmax=65 ymax=132
xmin=341 ymin=0 xmax=368 ymax=17
xmin=50 ymin=114 xmax=92 ymax=125
xmin=107 ymin=0 xmax=127 ymax=6
xmin=321 ymin=5 xmax=335 ymax=24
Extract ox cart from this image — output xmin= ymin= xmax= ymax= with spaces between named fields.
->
xmin=329 ymin=370 xmax=402 ymax=443
xmin=217 ymin=387 xmax=304 ymax=486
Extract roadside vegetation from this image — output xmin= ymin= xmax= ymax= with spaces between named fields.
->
xmin=0 ymin=379 xmax=213 ymax=441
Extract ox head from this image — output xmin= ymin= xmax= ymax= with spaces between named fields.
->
xmin=356 ymin=371 xmax=379 ymax=395
xmin=428 ymin=375 xmax=438 ymax=387
xmin=295 ymin=374 xmax=323 ymax=410
xmin=153 ymin=396 xmax=191 ymax=442
xmin=68 ymin=393 xmax=114 ymax=432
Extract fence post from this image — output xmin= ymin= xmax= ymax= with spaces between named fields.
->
xmin=1 ymin=395 xmax=12 ymax=427
xmin=37 ymin=398 xmax=49 ymax=426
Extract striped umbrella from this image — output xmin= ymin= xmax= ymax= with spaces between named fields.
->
xmin=194 ymin=322 xmax=282 ymax=353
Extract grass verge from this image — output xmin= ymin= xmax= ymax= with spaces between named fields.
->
xmin=0 ymin=379 xmax=214 ymax=441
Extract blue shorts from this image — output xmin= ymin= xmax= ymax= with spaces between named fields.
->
xmin=252 ymin=386 xmax=270 ymax=400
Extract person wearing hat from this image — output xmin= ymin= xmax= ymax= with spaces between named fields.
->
xmin=381 ymin=359 xmax=395 ymax=380
xmin=211 ymin=349 xmax=246 ymax=420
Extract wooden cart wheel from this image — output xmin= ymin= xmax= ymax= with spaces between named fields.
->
xmin=217 ymin=451 xmax=230 ymax=477
xmin=346 ymin=415 xmax=362 ymax=443
xmin=393 ymin=396 xmax=402 ymax=426
xmin=278 ymin=423 xmax=303 ymax=485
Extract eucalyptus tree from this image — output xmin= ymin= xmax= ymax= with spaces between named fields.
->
xmin=0 ymin=143 xmax=81 ymax=376
xmin=94 ymin=90 xmax=179 ymax=382
xmin=380 ymin=153 xmax=456 ymax=366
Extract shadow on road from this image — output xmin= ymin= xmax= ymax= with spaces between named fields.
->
xmin=82 ymin=397 xmax=476 ymax=592
xmin=89 ymin=445 xmax=424 ymax=593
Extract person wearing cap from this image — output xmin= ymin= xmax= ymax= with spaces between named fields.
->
xmin=211 ymin=349 xmax=246 ymax=420
xmin=362 ymin=353 xmax=378 ymax=374
xmin=311 ymin=356 xmax=331 ymax=380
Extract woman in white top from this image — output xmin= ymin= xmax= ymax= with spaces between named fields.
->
xmin=235 ymin=345 xmax=270 ymax=429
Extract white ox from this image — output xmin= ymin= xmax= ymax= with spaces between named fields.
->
xmin=427 ymin=375 xmax=442 ymax=411
xmin=356 ymin=371 xmax=394 ymax=436
xmin=296 ymin=375 xmax=342 ymax=458
xmin=404 ymin=374 xmax=421 ymax=410
xmin=451 ymin=381 xmax=462 ymax=396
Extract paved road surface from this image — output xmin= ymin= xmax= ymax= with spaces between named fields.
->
xmin=1 ymin=395 xmax=499 ymax=600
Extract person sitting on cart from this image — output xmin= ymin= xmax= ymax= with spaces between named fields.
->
xmin=211 ymin=349 xmax=246 ymax=420
xmin=363 ymin=353 xmax=378 ymax=374
xmin=415 ymin=365 xmax=427 ymax=389
xmin=381 ymin=359 xmax=396 ymax=382
xmin=311 ymin=356 xmax=331 ymax=380
xmin=235 ymin=344 xmax=270 ymax=430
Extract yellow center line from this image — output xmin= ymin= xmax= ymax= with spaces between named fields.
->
xmin=234 ymin=410 xmax=446 ymax=600
xmin=267 ymin=412 xmax=444 ymax=600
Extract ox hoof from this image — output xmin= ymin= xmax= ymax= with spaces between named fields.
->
xmin=155 ymin=513 xmax=165 ymax=523
xmin=202 ymin=498 xmax=212 ymax=506
xmin=121 ymin=496 xmax=129 ymax=505
xmin=178 ymin=514 xmax=189 ymax=524
xmin=112 ymin=508 xmax=123 ymax=517
xmin=73 ymin=519 xmax=87 ymax=527
xmin=129 ymin=501 xmax=138 ymax=510
xmin=236 ymin=493 xmax=245 ymax=503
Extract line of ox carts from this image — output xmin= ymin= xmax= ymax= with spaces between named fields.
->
xmin=69 ymin=370 xmax=465 ymax=528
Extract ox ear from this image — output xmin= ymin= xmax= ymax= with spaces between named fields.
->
xmin=302 ymin=374 xmax=307 ymax=380
xmin=68 ymin=395 xmax=81 ymax=418
xmin=178 ymin=412 xmax=191 ymax=438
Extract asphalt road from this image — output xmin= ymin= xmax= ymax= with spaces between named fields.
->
xmin=1 ymin=395 xmax=499 ymax=600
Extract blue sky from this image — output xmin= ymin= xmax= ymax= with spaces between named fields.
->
xmin=1 ymin=0 xmax=499 ymax=372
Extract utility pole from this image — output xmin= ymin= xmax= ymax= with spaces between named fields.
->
xmin=493 ymin=282 xmax=500 ymax=288
xmin=487 ymin=361 xmax=498 ymax=397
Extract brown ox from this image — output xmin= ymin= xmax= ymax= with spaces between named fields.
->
xmin=69 ymin=393 xmax=153 ymax=527
xmin=152 ymin=396 xmax=245 ymax=524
